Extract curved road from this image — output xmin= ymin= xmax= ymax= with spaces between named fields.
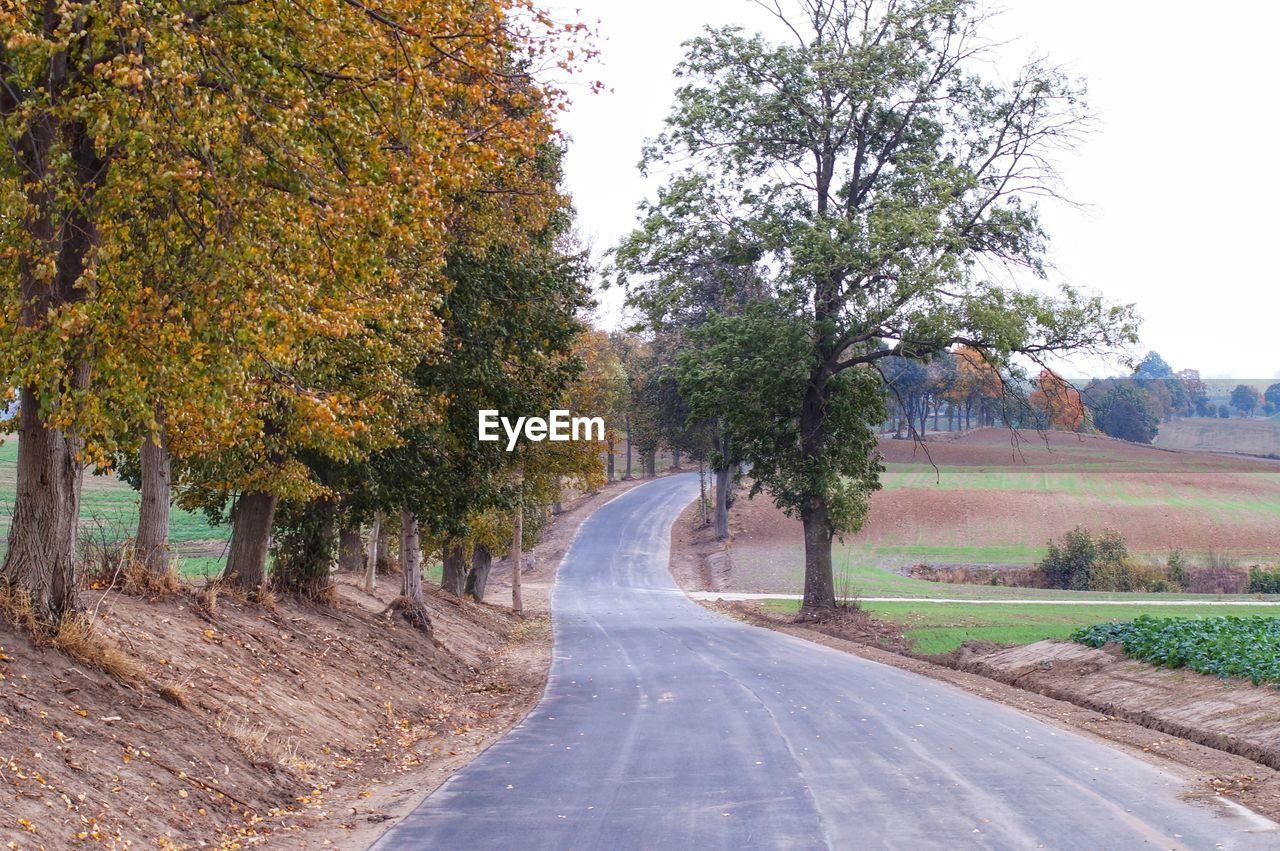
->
xmin=374 ymin=474 xmax=1277 ymax=849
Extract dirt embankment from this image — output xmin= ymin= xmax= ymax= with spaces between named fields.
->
xmin=0 ymin=474 xmax=652 ymax=849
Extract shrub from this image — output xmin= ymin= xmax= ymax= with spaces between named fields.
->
xmin=1040 ymin=527 xmax=1097 ymax=590
xmin=1040 ymin=528 xmax=1156 ymax=591
xmin=1248 ymin=566 xmax=1280 ymax=595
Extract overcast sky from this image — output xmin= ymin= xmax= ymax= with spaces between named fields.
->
xmin=550 ymin=1 xmax=1279 ymax=378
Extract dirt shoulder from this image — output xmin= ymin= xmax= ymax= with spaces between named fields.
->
xmin=671 ymin=498 xmax=1280 ymax=823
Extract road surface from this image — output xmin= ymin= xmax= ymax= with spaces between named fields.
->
xmin=374 ymin=474 xmax=1277 ymax=849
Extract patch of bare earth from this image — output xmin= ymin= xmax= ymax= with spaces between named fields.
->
xmin=0 ymin=475 xmax=651 ymax=849
xmin=670 ymin=497 xmax=1280 ymax=823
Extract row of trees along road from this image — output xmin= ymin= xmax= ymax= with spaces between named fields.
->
xmin=0 ymin=0 xmax=606 ymax=630
xmin=613 ymin=0 xmax=1138 ymax=613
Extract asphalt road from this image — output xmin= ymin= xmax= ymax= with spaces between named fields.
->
xmin=374 ymin=474 xmax=1278 ymax=850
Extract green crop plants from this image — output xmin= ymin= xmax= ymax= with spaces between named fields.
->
xmin=1073 ymin=615 xmax=1280 ymax=686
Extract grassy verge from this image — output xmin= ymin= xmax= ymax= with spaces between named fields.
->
xmin=760 ymin=598 xmax=1280 ymax=655
xmin=819 ymin=558 xmax=1279 ymax=603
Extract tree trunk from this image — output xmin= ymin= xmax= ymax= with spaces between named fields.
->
xmin=440 ymin=538 xmax=467 ymax=597
xmin=362 ymin=511 xmax=381 ymax=594
xmin=1 ymin=90 xmax=106 ymax=627
xmin=713 ymin=463 xmax=732 ymax=540
xmin=511 ymin=502 xmax=524 ymax=615
xmin=671 ymin=449 xmax=681 ymax=470
xmin=698 ymin=459 xmax=709 ymax=527
xmin=338 ymin=525 xmax=363 ymax=572
xmin=646 ymin=452 xmax=657 ymax=478
xmin=606 ymin=440 xmax=615 ymax=482
xmin=135 ymin=415 xmax=172 ymax=578
xmin=800 ymin=501 xmax=836 ymax=611
xmin=798 ymin=345 xmax=838 ymax=612
xmin=376 ymin=522 xmax=392 ymax=573
xmin=1 ymin=384 xmax=85 ymax=625
xmin=624 ymin=416 xmax=633 ymax=479
xmin=394 ymin=510 xmax=430 ymax=631
xmin=465 ymin=545 xmax=492 ymax=602
xmin=400 ymin=511 xmax=422 ymax=603
xmin=223 ymin=492 xmax=278 ymax=591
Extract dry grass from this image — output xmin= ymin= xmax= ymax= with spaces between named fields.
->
xmin=120 ymin=560 xmax=180 ymax=595
xmin=214 ymin=716 xmax=307 ymax=777
xmin=53 ymin=613 xmax=145 ymax=683
xmin=0 ymin=582 xmax=39 ymax=634
xmin=252 ymin=582 xmax=277 ymax=612
xmin=157 ymin=683 xmax=191 ymax=708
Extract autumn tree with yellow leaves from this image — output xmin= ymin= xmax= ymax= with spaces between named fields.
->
xmin=0 ymin=0 xmax=594 ymax=625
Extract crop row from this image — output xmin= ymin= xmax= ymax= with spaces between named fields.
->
xmin=1072 ymin=615 xmax=1280 ymax=686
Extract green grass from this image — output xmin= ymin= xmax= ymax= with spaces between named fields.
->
xmin=761 ymin=598 xmax=1280 ymax=655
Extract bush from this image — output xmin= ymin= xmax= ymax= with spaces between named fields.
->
xmin=1039 ymin=528 xmax=1163 ymax=591
xmin=1249 ymin=566 xmax=1280 ymax=595
xmin=1040 ymin=527 xmax=1097 ymax=590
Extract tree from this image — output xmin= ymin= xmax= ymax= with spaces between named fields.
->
xmin=1133 ymin=351 xmax=1174 ymax=380
xmin=1094 ymin=385 xmax=1160 ymax=443
xmin=0 ymin=0 xmax=587 ymax=623
xmin=1265 ymin=382 xmax=1280 ymax=413
xmin=1231 ymin=384 xmax=1261 ymax=418
xmin=639 ymin=0 xmax=1136 ymax=610
xmin=1030 ymin=369 xmax=1085 ymax=431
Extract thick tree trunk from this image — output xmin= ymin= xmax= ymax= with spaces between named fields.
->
xmin=800 ymin=501 xmax=836 ymax=611
xmin=465 ymin=545 xmax=492 ymax=602
xmin=644 ymin=452 xmax=656 ymax=478
xmin=223 ymin=491 xmax=277 ymax=591
xmin=135 ymin=419 xmax=172 ymax=578
xmin=670 ymin=449 xmax=681 ymax=470
xmin=798 ymin=344 xmax=838 ymax=612
xmin=362 ymin=511 xmax=381 ymax=594
xmin=400 ymin=511 xmax=422 ymax=603
xmin=440 ymin=538 xmax=467 ymax=597
xmin=606 ymin=441 xmax=615 ymax=482
xmin=2 ymin=87 xmax=108 ymax=627
xmin=1 ymin=384 xmax=85 ymax=625
xmin=338 ymin=525 xmax=363 ymax=572
xmin=713 ymin=464 xmax=732 ymax=540
xmin=511 ymin=502 xmax=524 ymax=615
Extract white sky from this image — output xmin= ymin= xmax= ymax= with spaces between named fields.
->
xmin=550 ymin=1 xmax=1280 ymax=379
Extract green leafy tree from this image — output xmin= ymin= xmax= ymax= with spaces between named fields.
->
xmin=1231 ymin=384 xmax=1261 ymax=418
xmin=1265 ymin=382 xmax=1280 ymax=413
xmin=637 ymin=0 xmax=1137 ymax=610
xmin=1094 ymin=384 xmax=1160 ymax=443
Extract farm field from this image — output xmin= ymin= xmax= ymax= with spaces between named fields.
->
xmin=730 ymin=428 xmax=1280 ymax=595
xmin=0 ymin=437 xmax=232 ymax=577
xmin=761 ymin=597 xmax=1280 ymax=655
xmin=1156 ymin=416 xmax=1280 ymax=457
